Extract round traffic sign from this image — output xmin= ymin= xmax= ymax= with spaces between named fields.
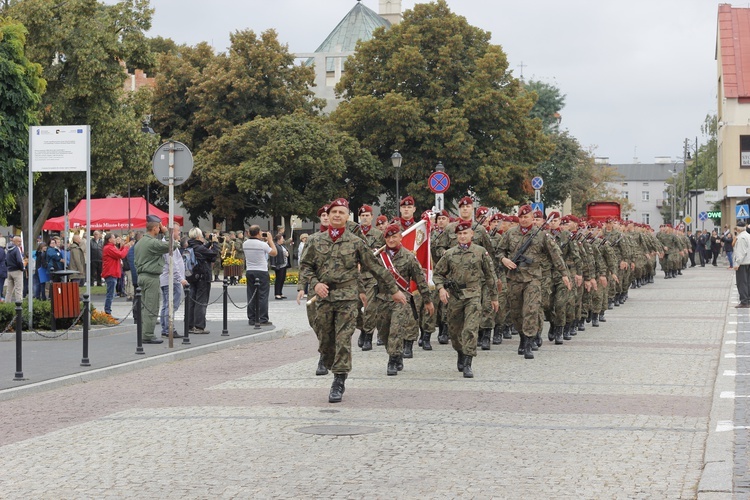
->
xmin=531 ymin=176 xmax=544 ymax=190
xmin=698 ymin=211 xmax=708 ymax=221
xmin=152 ymin=141 xmax=193 ymax=186
xmin=428 ymin=171 xmax=451 ymax=194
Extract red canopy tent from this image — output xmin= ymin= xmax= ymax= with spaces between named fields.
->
xmin=42 ymin=197 xmax=184 ymax=231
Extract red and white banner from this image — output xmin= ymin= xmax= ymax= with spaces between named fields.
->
xmin=401 ymin=216 xmax=432 ymax=291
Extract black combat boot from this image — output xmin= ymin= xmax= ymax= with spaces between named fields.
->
xmin=524 ymin=336 xmax=534 ymax=359
xmin=403 ymin=340 xmax=414 ymax=358
xmin=422 ymin=331 xmax=433 ymax=351
xmin=316 ymin=354 xmax=329 ymax=376
xmin=492 ymin=325 xmax=503 ymax=345
xmin=328 ymin=373 xmax=347 ymax=403
xmin=532 ymin=332 xmax=541 ymax=351
xmin=608 ymin=299 xmax=614 ymax=310
xmin=418 ymin=328 xmax=424 ymax=347
xmin=511 ymin=326 xmax=519 ymax=336
xmin=463 ymin=355 xmax=474 ymax=378
xmin=357 ymin=331 xmax=365 ymax=348
xmin=503 ymin=324 xmax=513 ymax=339
xmin=599 ymin=311 xmax=606 ymax=322
xmin=438 ymin=323 xmax=449 ymax=344
xmin=592 ymin=314 xmax=599 ymax=327
xmin=570 ymin=320 xmax=578 ymax=335
xmin=677 ymin=269 xmax=682 ymax=275
xmin=518 ymin=334 xmax=526 ymax=355
xmin=554 ymin=326 xmax=564 ymax=345
xmin=614 ymin=294 xmax=621 ymax=306
xmin=377 ymin=336 xmax=384 ymax=346
xmin=547 ymin=323 xmax=555 ymax=342
xmin=563 ymin=323 xmax=572 ymax=341
xmin=396 ymin=355 xmax=404 ymax=371
xmin=457 ymin=352 xmax=465 ymax=372
xmin=630 ymin=281 xmax=637 ymax=289
xmin=387 ymin=356 xmax=398 ymax=376
xmin=480 ymin=329 xmax=491 ymax=350
xmin=586 ymin=311 xmax=593 ymax=323
xmin=362 ymin=333 xmax=373 ymax=351
xmin=577 ymin=319 xmax=585 ymax=332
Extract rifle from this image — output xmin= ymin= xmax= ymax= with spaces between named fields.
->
xmin=509 ymin=215 xmax=554 ymax=268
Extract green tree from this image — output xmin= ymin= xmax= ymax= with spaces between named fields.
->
xmin=191 ymin=113 xmax=381 ymax=230
xmin=6 ymin=0 xmax=157 ymax=236
xmin=536 ymin=131 xmax=587 ymax=209
xmin=690 ymin=115 xmax=717 ymax=191
xmin=525 ymin=79 xmax=565 ymax=133
xmin=0 ymin=18 xmax=46 ymax=225
xmin=568 ymin=156 xmax=632 ymax=217
xmin=332 ymin=0 xmax=552 ymax=211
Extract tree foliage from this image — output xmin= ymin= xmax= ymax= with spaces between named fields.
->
xmin=525 ymin=79 xmax=565 ymax=134
xmin=5 ymin=0 xmax=158 ymax=235
xmin=568 ymin=156 xmax=632 ymax=217
xmin=332 ymin=0 xmax=552 ymax=211
xmin=192 ymin=113 xmax=381 ymax=226
xmin=0 ymin=18 xmax=45 ymax=224
xmin=535 ymin=131 xmax=588 ymax=209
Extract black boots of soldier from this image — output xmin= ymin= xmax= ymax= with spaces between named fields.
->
xmin=457 ymin=351 xmax=465 ymax=371
xmin=438 ymin=322 xmax=449 ymax=344
xmin=405 ymin=339 xmax=415 ymax=357
xmin=463 ymin=355 xmax=474 ymax=378
xmin=523 ymin=336 xmax=534 ymax=359
xmin=387 ymin=356 xmax=398 ymax=376
xmin=554 ymin=326 xmax=564 ymax=345
xmin=492 ymin=325 xmax=503 ymax=345
xmin=517 ymin=334 xmax=525 ymax=355
xmin=328 ymin=373 xmax=347 ymax=403
xmin=422 ymin=331 xmax=433 ymax=350
xmin=362 ymin=333 xmax=373 ymax=351
xmin=479 ymin=328 xmax=491 ymax=350
xmin=316 ymin=354 xmax=328 ymax=376
xmin=592 ymin=313 xmax=599 ymax=327
xmin=599 ymin=311 xmax=606 ymax=322
xmin=563 ymin=323 xmax=572 ymax=341
xmin=357 ymin=331 xmax=364 ymax=348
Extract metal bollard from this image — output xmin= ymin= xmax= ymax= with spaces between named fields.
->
xmin=222 ymin=279 xmax=229 ymax=336
xmin=254 ymin=278 xmax=261 ymax=329
xmin=81 ymin=294 xmax=91 ymax=366
xmin=182 ymin=284 xmax=191 ymax=345
xmin=13 ymin=301 xmax=24 ymax=381
xmin=135 ymin=287 xmax=144 ymax=355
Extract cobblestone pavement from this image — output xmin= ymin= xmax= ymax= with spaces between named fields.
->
xmin=0 ymin=265 xmax=738 ymax=498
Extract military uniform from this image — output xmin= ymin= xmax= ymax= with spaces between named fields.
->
xmin=134 ymin=225 xmax=171 ymax=341
xmin=354 ymin=206 xmax=384 ymax=351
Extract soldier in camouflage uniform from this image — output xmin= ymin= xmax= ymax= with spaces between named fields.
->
xmin=355 ymin=204 xmax=384 ymax=351
xmin=391 ymin=196 xmax=421 ymax=357
xmin=547 ymin=212 xmax=582 ymax=344
xmin=489 ymin=214 xmax=512 ymax=344
xmin=433 ymin=221 xmax=498 ymax=378
xmin=297 ymin=199 xmax=407 ymax=403
xmin=415 ymin=210 xmax=438 ymax=351
xmin=431 ymin=210 xmax=452 ymax=344
xmin=498 ymin=205 xmax=571 ymax=359
xmin=212 ymin=230 xmax=225 ymax=281
xmin=376 ymin=224 xmax=434 ymax=375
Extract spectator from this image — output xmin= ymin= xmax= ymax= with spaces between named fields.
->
xmin=297 ymin=233 xmax=308 ymax=265
xmin=160 ymin=225 xmax=187 ymax=338
xmin=185 ymin=228 xmax=219 ymax=334
xmin=68 ymin=234 xmax=86 ymax=285
xmin=697 ymin=230 xmax=708 ymax=267
xmin=134 ymin=216 xmax=171 ymax=344
xmin=0 ymin=237 xmax=6 ymax=302
xmin=722 ymin=227 xmax=736 ymax=268
xmin=5 ymin=235 xmax=25 ymax=303
xmin=125 ymin=231 xmax=143 ymax=302
xmin=734 ymin=221 xmax=750 ymax=308
xmin=89 ymin=230 xmax=103 ymax=286
xmin=243 ymin=225 xmax=277 ymax=326
xmin=102 ymin=233 xmax=132 ymax=318
xmin=688 ymin=231 xmax=697 ymax=267
xmin=33 ymin=243 xmax=49 ymax=300
xmin=271 ymin=233 xmax=290 ymax=299
xmin=710 ymin=230 xmax=722 ymax=267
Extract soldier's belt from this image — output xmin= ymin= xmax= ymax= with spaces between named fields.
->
xmin=326 ymin=279 xmax=358 ymax=290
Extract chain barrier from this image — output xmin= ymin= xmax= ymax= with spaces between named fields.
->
xmin=0 ymin=317 xmax=16 ymax=338
xmin=227 ymin=288 xmax=256 ymax=310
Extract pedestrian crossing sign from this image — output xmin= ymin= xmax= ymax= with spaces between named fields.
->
xmin=737 ymin=204 xmax=750 ymax=219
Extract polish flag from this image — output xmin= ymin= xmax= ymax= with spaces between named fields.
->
xmin=401 ymin=215 xmax=432 ymax=291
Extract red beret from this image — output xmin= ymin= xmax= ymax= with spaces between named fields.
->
xmin=317 ymin=205 xmax=330 ymax=217
xmin=509 ymin=215 xmax=519 ymax=223
xmin=437 ymin=210 xmax=450 ymax=218
xmin=327 ymin=198 xmax=349 ymax=213
xmin=568 ymin=215 xmax=580 ymax=223
xmin=518 ymin=205 xmax=533 ymax=216
xmin=376 ymin=215 xmax=388 ymax=224
xmin=458 ymin=196 xmax=473 ymax=207
xmin=421 ymin=210 xmax=433 ymax=220
xmin=491 ymin=213 xmax=503 ymax=222
xmin=549 ymin=211 xmax=561 ymax=220
xmin=455 ymin=220 xmax=473 ymax=233
xmin=400 ymin=196 xmax=415 ymax=206
xmin=358 ymin=205 xmax=373 ymax=215
xmin=384 ymin=224 xmax=401 ymax=238
xmin=560 ymin=215 xmax=570 ymax=223
xmin=476 ymin=206 xmax=489 ymax=217
xmin=533 ymin=209 xmax=544 ymax=219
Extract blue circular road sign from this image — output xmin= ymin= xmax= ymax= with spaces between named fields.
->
xmin=531 ymin=176 xmax=544 ymax=190
xmin=428 ymin=171 xmax=451 ymax=194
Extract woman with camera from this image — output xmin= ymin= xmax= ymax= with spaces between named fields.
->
xmin=271 ymin=233 xmax=291 ymax=299
xmin=185 ymin=228 xmax=219 ymax=334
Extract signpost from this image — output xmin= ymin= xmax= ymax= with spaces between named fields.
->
xmin=428 ymin=170 xmax=450 ymax=212
xmin=737 ymin=204 xmax=750 ymax=220
xmin=152 ymin=141 xmax=193 ymax=347
xmin=531 ymin=176 xmax=543 ymax=208
xmin=531 ymin=202 xmax=544 ymax=213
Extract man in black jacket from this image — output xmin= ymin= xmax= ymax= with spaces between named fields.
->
xmin=90 ymin=231 xmax=103 ymax=286
xmin=186 ymin=228 xmax=219 ymax=334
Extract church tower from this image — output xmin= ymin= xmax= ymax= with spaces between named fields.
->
xmin=379 ymin=0 xmax=402 ymax=25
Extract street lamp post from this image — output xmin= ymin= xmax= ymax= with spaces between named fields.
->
xmin=391 ymin=150 xmax=403 ymax=204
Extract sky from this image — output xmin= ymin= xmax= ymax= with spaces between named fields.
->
xmin=135 ymin=0 xmax=721 ymax=165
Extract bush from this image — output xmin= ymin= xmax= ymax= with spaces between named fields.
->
xmin=269 ymin=270 xmax=299 ymax=285
xmin=0 ymin=299 xmax=82 ymax=332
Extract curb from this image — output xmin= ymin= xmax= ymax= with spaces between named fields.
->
xmin=0 ymin=327 xmax=289 ymax=402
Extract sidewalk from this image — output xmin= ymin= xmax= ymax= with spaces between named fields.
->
xmin=0 ymin=284 xmax=308 ymax=399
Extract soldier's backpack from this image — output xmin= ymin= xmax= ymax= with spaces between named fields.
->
xmin=184 ymin=247 xmax=198 ymax=278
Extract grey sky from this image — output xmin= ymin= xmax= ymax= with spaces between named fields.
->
xmin=142 ymin=0 xmax=719 ymax=164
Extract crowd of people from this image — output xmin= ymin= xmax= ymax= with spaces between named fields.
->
xmin=296 ymin=196 xmax=706 ymax=404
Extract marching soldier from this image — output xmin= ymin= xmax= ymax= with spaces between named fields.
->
xmin=375 ymin=223 xmax=434 ymax=375
xmin=547 ymin=212 xmax=582 ymax=344
xmin=355 ymin=204 xmax=384 ymax=351
xmin=392 ymin=196 xmax=421 ymax=358
xmin=297 ymin=199 xmax=407 ymax=403
xmin=433 ymin=221 xmax=498 ymax=378
xmin=431 ymin=209 xmax=452 ymax=344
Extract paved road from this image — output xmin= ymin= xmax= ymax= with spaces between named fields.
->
xmin=0 ymin=267 xmax=742 ymax=498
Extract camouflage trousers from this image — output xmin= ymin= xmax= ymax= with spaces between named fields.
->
xmin=574 ymin=279 xmax=584 ymax=321
xmin=402 ymin=294 xmax=421 ymax=342
xmin=508 ymin=279 xmax=543 ymax=338
xmin=551 ymin=278 xmax=570 ymax=327
xmin=446 ymin=295 xmax=482 ymax=357
xmin=480 ymin=287 xmax=495 ymax=329
xmin=415 ymin=289 xmax=438 ymax=334
xmin=355 ymin=279 xmax=378 ymax=335
xmin=374 ymin=296 xmax=413 ymax=357
xmin=494 ymin=286 xmax=509 ymax=327
xmin=314 ymin=299 xmax=359 ymax=374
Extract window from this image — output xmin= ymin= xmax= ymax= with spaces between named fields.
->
xmin=642 ymin=213 xmax=650 ymax=224
xmin=623 ymin=191 xmax=629 ymax=199
xmin=642 ymin=191 xmax=650 ymax=201
xmin=741 ymin=135 xmax=750 ymax=168
xmin=643 ymin=182 xmax=649 ymax=186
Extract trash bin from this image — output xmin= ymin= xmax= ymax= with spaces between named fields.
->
xmin=50 ymin=270 xmax=81 ymax=330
